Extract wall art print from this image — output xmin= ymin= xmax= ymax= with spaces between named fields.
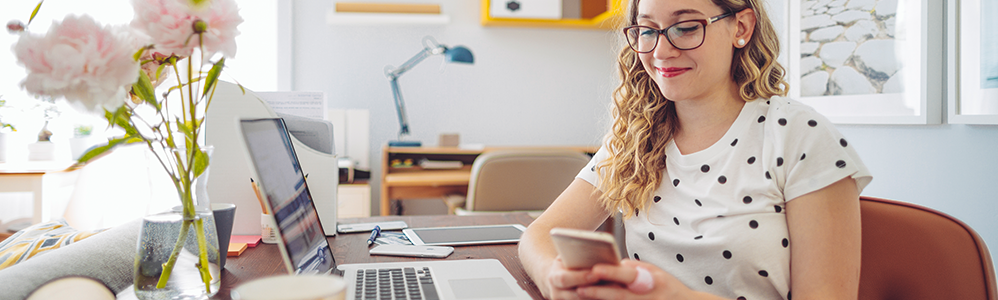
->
xmin=949 ymin=0 xmax=998 ymax=124
xmin=788 ymin=0 xmax=943 ymax=124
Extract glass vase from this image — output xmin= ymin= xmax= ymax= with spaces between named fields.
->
xmin=134 ymin=146 xmax=220 ymax=300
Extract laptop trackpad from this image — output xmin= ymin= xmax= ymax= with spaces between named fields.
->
xmin=449 ymin=278 xmax=515 ymax=299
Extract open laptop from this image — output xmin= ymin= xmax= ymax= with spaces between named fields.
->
xmin=239 ymin=118 xmax=531 ymax=300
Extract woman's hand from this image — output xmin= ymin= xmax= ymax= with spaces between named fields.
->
xmin=575 ymin=259 xmax=724 ymax=300
xmin=543 ymin=257 xmax=603 ymax=300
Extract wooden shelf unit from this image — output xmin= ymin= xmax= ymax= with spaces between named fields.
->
xmin=481 ymin=0 xmax=625 ymax=29
xmin=380 ymin=145 xmax=598 ymax=216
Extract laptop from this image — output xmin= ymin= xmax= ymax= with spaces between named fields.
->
xmin=239 ymin=118 xmax=532 ymax=300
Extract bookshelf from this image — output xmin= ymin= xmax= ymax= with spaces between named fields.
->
xmin=481 ymin=0 xmax=625 ymax=29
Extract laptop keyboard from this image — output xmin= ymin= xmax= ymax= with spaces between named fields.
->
xmin=355 ymin=267 xmax=439 ymax=300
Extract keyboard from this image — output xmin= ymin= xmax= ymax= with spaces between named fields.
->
xmin=355 ymin=267 xmax=439 ymax=300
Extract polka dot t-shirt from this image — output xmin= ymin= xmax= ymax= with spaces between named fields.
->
xmin=577 ymin=97 xmax=872 ymax=300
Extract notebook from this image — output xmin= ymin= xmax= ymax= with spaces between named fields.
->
xmin=239 ymin=118 xmax=531 ymax=300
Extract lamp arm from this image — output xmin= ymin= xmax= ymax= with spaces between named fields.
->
xmin=385 ymin=44 xmax=445 ymax=141
xmin=386 ymin=46 xmax=443 ymax=79
xmin=389 ymin=76 xmax=410 ymax=137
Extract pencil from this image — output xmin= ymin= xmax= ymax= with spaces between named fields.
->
xmin=251 ymin=178 xmax=268 ymax=214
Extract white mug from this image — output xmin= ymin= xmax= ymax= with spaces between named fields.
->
xmin=261 ymin=213 xmax=279 ymax=244
xmin=232 ymin=274 xmax=345 ymax=300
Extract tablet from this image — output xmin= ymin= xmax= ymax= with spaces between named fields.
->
xmin=403 ymin=224 xmax=527 ymax=246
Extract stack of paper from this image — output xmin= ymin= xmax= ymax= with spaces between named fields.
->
xmin=419 ymin=159 xmax=463 ymax=169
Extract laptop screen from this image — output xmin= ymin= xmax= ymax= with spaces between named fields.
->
xmin=241 ymin=118 xmax=335 ymax=274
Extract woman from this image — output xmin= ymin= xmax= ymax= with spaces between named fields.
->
xmin=518 ymin=0 xmax=873 ymax=299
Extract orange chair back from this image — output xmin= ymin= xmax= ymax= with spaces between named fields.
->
xmin=858 ymin=196 xmax=997 ymax=300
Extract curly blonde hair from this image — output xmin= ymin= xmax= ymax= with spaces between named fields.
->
xmin=597 ymin=0 xmax=788 ymax=218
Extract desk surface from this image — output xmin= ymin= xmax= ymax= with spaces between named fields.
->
xmin=218 ymin=213 xmax=540 ymax=299
xmin=0 ymin=160 xmax=75 ymax=174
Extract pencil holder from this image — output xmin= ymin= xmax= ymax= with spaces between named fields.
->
xmin=261 ymin=213 xmax=279 ymax=244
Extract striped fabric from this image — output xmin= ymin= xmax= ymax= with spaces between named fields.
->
xmin=0 ymin=220 xmax=107 ymax=271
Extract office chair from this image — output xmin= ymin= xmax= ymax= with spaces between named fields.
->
xmin=858 ymin=196 xmax=997 ymax=300
xmin=451 ymin=150 xmax=591 ymax=216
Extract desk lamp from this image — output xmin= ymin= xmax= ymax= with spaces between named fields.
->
xmin=385 ymin=36 xmax=474 ymax=147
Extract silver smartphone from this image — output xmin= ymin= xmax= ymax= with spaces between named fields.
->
xmin=550 ymin=228 xmax=621 ymax=269
xmin=369 ymin=244 xmax=455 ymax=258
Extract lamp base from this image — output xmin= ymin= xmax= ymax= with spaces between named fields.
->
xmin=388 ymin=140 xmax=422 ymax=147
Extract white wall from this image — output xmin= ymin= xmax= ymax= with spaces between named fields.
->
xmin=290 ymin=0 xmax=997 ymax=263
xmin=291 ymin=0 xmax=618 ymax=211
xmin=839 ymin=124 xmax=998 ymax=264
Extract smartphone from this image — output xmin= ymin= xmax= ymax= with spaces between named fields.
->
xmin=369 ymin=244 xmax=455 ymax=258
xmin=550 ymin=228 xmax=621 ymax=269
xmin=337 ymin=221 xmax=408 ymax=233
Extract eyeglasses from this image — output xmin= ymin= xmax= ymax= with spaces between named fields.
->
xmin=623 ymin=12 xmax=734 ymax=53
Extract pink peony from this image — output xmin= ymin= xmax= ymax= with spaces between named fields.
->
xmin=13 ymin=15 xmax=144 ymax=113
xmin=130 ymin=0 xmax=242 ymax=59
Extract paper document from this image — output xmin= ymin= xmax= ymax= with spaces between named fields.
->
xmin=256 ymin=91 xmax=328 ymax=120
xmin=374 ymin=232 xmax=413 ymax=245
xmin=419 ymin=159 xmax=463 ymax=169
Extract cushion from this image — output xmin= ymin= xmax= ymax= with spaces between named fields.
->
xmin=0 ymin=219 xmax=107 ymax=271
xmin=0 ymin=219 xmax=139 ymax=300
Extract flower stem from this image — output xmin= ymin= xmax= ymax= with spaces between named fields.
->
xmin=194 ymin=218 xmax=213 ymax=293
xmin=155 ymin=219 xmax=191 ymax=289
xmin=153 ymin=172 xmax=214 ymax=293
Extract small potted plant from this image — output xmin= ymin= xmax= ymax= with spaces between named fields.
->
xmin=69 ymin=124 xmax=93 ymax=160
xmin=0 ymin=97 xmax=16 ymax=163
xmin=26 ymin=98 xmax=58 ymax=161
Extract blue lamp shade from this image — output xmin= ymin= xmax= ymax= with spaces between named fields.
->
xmin=445 ymin=46 xmax=474 ymax=64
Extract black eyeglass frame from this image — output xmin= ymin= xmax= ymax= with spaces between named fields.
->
xmin=623 ymin=11 xmax=735 ymax=53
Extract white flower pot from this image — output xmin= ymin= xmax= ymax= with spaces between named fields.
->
xmin=0 ymin=132 xmax=7 ymax=163
xmin=69 ymin=136 xmax=95 ymax=160
xmin=28 ymin=141 xmax=56 ymax=161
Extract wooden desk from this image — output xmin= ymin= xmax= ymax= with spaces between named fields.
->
xmin=0 ymin=161 xmax=76 ymax=224
xmin=218 ymin=213 xmax=542 ymax=299
xmin=380 ymin=146 xmax=597 ymax=216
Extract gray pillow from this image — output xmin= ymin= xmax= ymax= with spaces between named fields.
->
xmin=0 ymin=219 xmax=139 ymax=300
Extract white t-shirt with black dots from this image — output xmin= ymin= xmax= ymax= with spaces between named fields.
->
xmin=577 ymin=97 xmax=872 ymax=300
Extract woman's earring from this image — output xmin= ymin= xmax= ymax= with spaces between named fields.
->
xmin=737 ymin=39 xmax=746 ymax=46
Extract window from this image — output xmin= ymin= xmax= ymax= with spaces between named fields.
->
xmin=0 ymin=0 xmax=278 ymax=162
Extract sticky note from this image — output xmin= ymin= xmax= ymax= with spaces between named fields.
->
xmin=231 ymin=235 xmax=262 ymax=247
xmin=228 ymin=243 xmax=248 ymax=256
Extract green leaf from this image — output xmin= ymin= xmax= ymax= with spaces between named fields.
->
xmin=71 ymin=135 xmax=143 ymax=169
xmin=133 ymin=47 xmax=146 ymax=62
xmin=28 ymin=1 xmax=43 ymax=25
xmin=105 ymin=106 xmax=138 ymax=136
xmin=156 ymin=64 xmax=167 ymax=82
xmin=134 ymin=70 xmax=159 ymax=110
xmin=192 ymin=147 xmax=209 ymax=178
xmin=164 ymin=135 xmax=175 ymax=150
xmin=176 ymin=117 xmax=193 ymax=137
xmin=202 ymin=58 xmax=224 ymax=100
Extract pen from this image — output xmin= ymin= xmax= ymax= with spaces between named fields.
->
xmin=251 ymin=178 xmax=268 ymax=214
xmin=367 ymin=225 xmax=381 ymax=247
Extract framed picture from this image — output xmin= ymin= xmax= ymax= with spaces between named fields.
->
xmin=787 ymin=0 xmax=943 ymax=124
xmin=948 ymin=0 xmax=998 ymax=124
